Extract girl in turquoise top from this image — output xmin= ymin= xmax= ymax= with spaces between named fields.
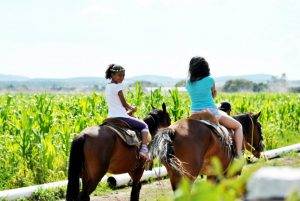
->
xmin=186 ymin=56 xmax=243 ymax=157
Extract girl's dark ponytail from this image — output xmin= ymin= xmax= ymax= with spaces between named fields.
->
xmin=105 ymin=64 xmax=115 ymax=79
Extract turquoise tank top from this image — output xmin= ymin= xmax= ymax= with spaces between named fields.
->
xmin=185 ymin=76 xmax=216 ymax=111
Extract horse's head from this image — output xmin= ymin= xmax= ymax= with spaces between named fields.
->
xmin=234 ymin=112 xmax=264 ymax=158
xmin=144 ymin=103 xmax=171 ymax=135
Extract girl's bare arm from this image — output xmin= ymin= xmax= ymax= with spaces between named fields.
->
xmin=212 ymin=83 xmax=217 ymax=98
xmin=118 ymin=90 xmax=136 ymax=111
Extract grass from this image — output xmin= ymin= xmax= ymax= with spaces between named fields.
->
xmin=1 ymin=155 xmax=299 ymax=201
xmin=175 ymin=155 xmax=300 ymax=201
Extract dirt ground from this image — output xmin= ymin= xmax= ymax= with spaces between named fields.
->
xmin=66 ymin=155 xmax=300 ymax=201
xmin=91 ymin=179 xmax=173 ymax=201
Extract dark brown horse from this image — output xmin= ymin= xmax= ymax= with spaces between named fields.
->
xmin=150 ymin=112 xmax=264 ymax=191
xmin=66 ymin=103 xmax=171 ymax=201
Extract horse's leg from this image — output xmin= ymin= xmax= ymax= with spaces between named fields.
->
xmin=169 ymin=174 xmax=182 ymax=191
xmin=164 ymin=164 xmax=183 ymax=191
xmin=165 ymin=153 xmax=203 ymax=191
xmin=79 ymin=136 xmax=112 ymax=201
xmin=168 ymin=170 xmax=198 ymax=192
xmin=129 ymin=162 xmax=145 ymax=201
xmin=80 ymin=169 xmax=107 ymax=201
xmin=79 ymin=163 xmax=108 ymax=201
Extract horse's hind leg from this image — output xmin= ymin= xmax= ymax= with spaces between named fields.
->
xmin=166 ymin=165 xmax=198 ymax=191
xmin=129 ymin=164 xmax=145 ymax=201
xmin=130 ymin=181 xmax=142 ymax=201
xmin=79 ymin=166 xmax=108 ymax=201
xmin=168 ymin=169 xmax=183 ymax=191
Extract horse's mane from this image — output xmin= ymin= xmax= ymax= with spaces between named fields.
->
xmin=143 ymin=109 xmax=164 ymax=135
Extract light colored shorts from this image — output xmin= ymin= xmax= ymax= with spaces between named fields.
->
xmin=190 ymin=108 xmax=227 ymax=120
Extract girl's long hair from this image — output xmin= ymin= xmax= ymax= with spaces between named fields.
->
xmin=188 ymin=56 xmax=210 ymax=83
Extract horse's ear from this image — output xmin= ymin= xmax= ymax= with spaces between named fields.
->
xmin=162 ymin=102 xmax=166 ymax=112
xmin=253 ymin=111 xmax=261 ymax=120
xmin=151 ymin=104 xmax=155 ymax=110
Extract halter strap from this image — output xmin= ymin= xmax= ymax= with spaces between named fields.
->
xmin=244 ymin=115 xmax=255 ymax=155
xmin=250 ymin=115 xmax=254 ymax=154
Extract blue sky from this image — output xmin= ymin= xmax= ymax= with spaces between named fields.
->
xmin=0 ymin=0 xmax=299 ymax=80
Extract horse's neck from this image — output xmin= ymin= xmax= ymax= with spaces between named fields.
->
xmin=234 ymin=114 xmax=252 ymax=144
xmin=143 ymin=115 xmax=158 ymax=136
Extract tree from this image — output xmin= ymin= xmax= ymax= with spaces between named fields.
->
xmin=222 ymin=79 xmax=253 ymax=92
xmin=222 ymin=79 xmax=267 ymax=92
xmin=253 ymin=83 xmax=268 ymax=92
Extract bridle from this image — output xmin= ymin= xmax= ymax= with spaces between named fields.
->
xmin=244 ymin=115 xmax=262 ymax=158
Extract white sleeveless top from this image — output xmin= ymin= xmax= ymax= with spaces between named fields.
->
xmin=105 ymin=83 xmax=129 ymax=118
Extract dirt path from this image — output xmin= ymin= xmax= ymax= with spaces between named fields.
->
xmin=91 ymin=179 xmax=173 ymax=201
xmin=62 ymin=156 xmax=300 ymax=201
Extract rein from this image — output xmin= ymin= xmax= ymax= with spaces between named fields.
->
xmin=244 ymin=115 xmax=255 ymax=155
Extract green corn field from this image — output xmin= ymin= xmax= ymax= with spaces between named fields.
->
xmin=0 ymin=86 xmax=299 ymax=190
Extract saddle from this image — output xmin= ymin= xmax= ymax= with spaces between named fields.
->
xmin=200 ymin=120 xmax=234 ymax=157
xmin=101 ymin=118 xmax=142 ymax=146
xmin=189 ymin=111 xmax=233 ymax=156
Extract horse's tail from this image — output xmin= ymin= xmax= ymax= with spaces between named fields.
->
xmin=150 ymin=128 xmax=187 ymax=175
xmin=66 ymin=134 xmax=85 ymax=201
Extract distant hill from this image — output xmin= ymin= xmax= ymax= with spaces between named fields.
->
xmin=126 ymin=75 xmax=181 ymax=86
xmin=0 ymin=74 xmax=29 ymax=81
xmin=0 ymin=75 xmax=105 ymax=87
xmin=25 ymin=77 xmax=106 ymax=87
xmin=0 ymin=74 xmax=181 ymax=88
xmin=0 ymin=73 xmax=299 ymax=91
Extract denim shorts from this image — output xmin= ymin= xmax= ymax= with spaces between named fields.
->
xmin=190 ymin=108 xmax=226 ymax=120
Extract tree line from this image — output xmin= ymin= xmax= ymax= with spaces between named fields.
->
xmin=175 ymin=74 xmax=300 ymax=93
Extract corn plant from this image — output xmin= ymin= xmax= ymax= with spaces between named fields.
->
xmin=0 ymin=91 xmax=299 ymax=190
xmin=168 ymin=88 xmax=184 ymax=121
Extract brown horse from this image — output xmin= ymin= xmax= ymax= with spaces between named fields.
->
xmin=150 ymin=112 xmax=264 ymax=191
xmin=66 ymin=103 xmax=171 ymax=201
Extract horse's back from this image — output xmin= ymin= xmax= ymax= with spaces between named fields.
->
xmin=171 ymin=118 xmax=214 ymax=138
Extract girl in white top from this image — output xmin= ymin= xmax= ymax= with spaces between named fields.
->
xmin=105 ymin=64 xmax=150 ymax=161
